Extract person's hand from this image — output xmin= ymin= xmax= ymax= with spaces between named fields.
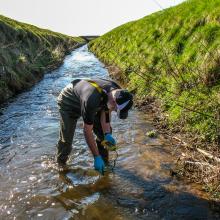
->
xmin=104 ymin=133 xmax=116 ymax=145
xmin=94 ymin=155 xmax=105 ymax=175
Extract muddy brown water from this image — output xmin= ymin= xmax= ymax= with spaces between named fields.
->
xmin=0 ymin=45 xmax=219 ymax=220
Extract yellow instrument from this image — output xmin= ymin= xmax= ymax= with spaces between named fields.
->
xmin=101 ymin=140 xmax=118 ymax=151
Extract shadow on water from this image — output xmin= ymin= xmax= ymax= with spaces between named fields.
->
xmin=115 ymin=167 xmax=220 ymax=220
xmin=55 ymin=164 xmax=220 ymax=220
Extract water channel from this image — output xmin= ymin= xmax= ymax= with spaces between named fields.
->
xmin=0 ymin=45 xmax=219 ymax=219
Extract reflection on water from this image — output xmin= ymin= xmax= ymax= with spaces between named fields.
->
xmin=0 ymin=45 xmax=219 ymax=219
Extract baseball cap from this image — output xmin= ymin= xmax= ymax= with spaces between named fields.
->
xmin=115 ymin=89 xmax=133 ymax=119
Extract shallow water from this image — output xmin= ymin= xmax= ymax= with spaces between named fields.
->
xmin=0 ymin=45 xmax=219 ymax=220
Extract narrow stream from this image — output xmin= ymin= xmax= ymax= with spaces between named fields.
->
xmin=0 ymin=45 xmax=219 ymax=220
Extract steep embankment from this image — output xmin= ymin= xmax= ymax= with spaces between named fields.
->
xmin=0 ymin=15 xmax=85 ymax=104
xmin=89 ymin=0 xmax=220 ymax=144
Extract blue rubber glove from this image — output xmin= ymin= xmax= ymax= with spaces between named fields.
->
xmin=94 ymin=155 xmax=105 ymax=175
xmin=104 ymin=133 xmax=116 ymax=145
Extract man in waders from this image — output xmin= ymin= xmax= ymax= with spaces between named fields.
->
xmin=56 ymin=78 xmax=133 ymax=174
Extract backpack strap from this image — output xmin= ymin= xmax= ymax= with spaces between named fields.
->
xmin=86 ymin=79 xmax=104 ymax=94
xmin=85 ymin=79 xmax=110 ymax=122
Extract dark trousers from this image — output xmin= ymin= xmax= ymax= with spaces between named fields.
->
xmin=56 ymin=110 xmax=109 ymax=164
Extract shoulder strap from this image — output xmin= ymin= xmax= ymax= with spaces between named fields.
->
xmin=85 ymin=79 xmax=106 ymax=94
xmin=85 ymin=79 xmax=109 ymax=112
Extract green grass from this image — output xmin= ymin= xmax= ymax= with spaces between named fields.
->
xmin=0 ymin=14 xmax=85 ymax=103
xmin=88 ymin=0 xmax=220 ymax=143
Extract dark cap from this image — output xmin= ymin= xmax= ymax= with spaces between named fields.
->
xmin=115 ymin=89 xmax=133 ymax=119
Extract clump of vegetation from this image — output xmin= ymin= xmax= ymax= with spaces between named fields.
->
xmin=51 ymin=45 xmax=66 ymax=61
xmin=18 ymin=54 xmax=27 ymax=64
xmin=0 ymin=14 xmax=85 ymax=103
xmin=146 ymin=130 xmax=158 ymax=138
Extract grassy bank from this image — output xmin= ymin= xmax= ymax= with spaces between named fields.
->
xmin=88 ymin=0 xmax=220 ymax=197
xmin=0 ymin=15 xmax=85 ymax=104
xmin=89 ymin=0 xmax=220 ymax=143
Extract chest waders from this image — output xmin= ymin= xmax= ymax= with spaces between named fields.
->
xmin=85 ymin=80 xmax=119 ymax=171
xmin=56 ymin=79 xmax=117 ymax=166
xmin=86 ymin=80 xmax=116 ymax=165
xmin=86 ymin=80 xmax=118 ymax=150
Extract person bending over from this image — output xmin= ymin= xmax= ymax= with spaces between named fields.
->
xmin=56 ymin=78 xmax=133 ymax=174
